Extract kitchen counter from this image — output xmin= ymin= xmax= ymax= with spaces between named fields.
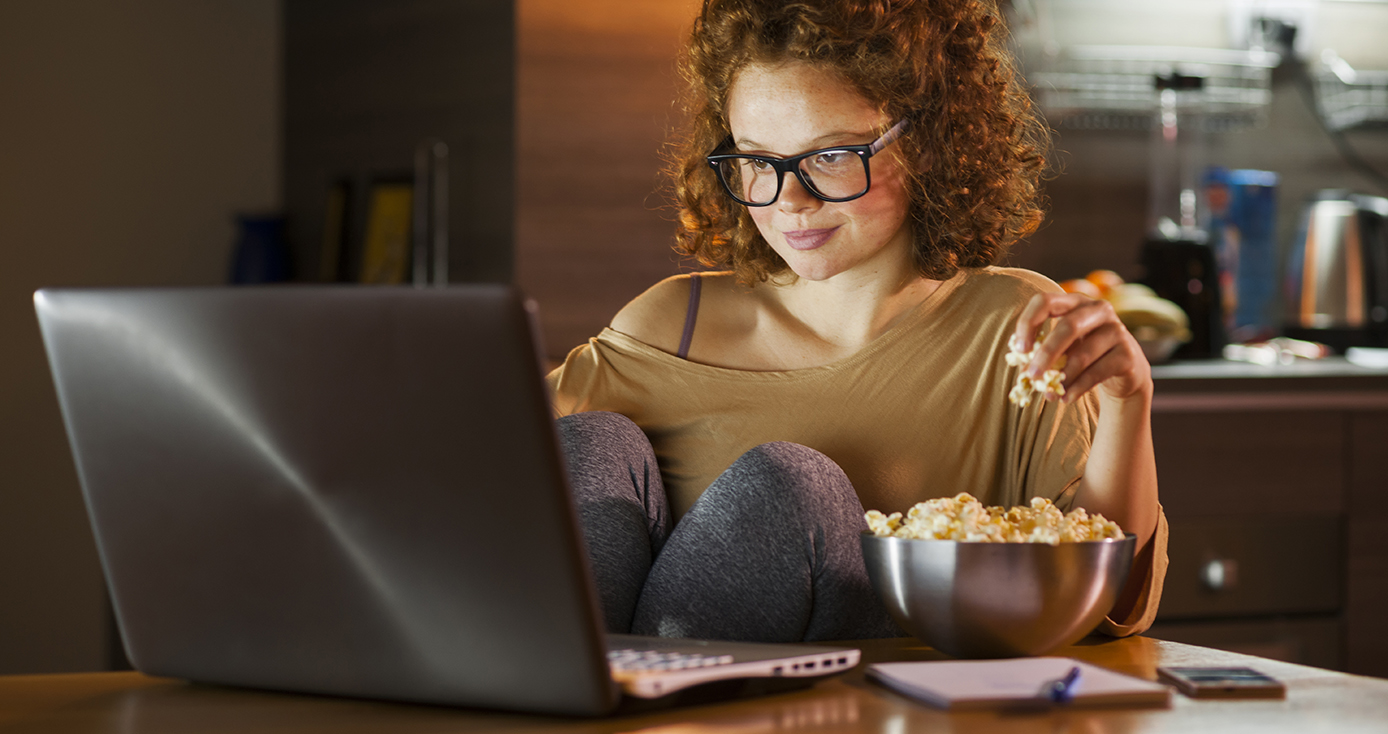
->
xmin=1151 ymin=357 xmax=1388 ymax=410
xmin=1153 ymin=355 xmax=1388 ymax=380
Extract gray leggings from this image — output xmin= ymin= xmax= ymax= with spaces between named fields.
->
xmin=556 ymin=411 xmax=902 ymax=643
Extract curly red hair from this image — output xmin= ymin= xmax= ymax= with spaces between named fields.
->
xmin=668 ymin=0 xmax=1048 ymax=283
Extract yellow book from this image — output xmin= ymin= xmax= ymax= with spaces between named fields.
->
xmin=359 ymin=182 xmax=413 ymax=284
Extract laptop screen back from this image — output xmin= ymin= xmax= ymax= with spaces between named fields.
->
xmin=35 ymin=285 xmax=618 ymax=715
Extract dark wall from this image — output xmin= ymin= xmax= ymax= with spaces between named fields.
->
xmin=284 ymin=0 xmax=515 ymax=284
xmin=515 ymin=0 xmax=699 ymax=359
xmin=0 ymin=1 xmax=280 ymax=674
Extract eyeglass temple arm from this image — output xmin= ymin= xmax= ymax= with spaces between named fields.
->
xmin=868 ymin=119 xmax=911 ymax=156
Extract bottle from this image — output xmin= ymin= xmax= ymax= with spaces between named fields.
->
xmin=229 ymin=214 xmax=291 ymax=284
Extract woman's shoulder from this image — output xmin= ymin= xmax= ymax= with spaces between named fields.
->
xmin=609 ymin=271 xmax=742 ymax=355
xmin=954 ymin=266 xmax=1064 ymax=305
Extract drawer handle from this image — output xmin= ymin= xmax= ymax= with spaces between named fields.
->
xmin=1200 ymin=558 xmax=1239 ymax=591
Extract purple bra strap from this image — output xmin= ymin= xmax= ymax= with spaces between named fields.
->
xmin=677 ymin=273 xmax=702 ymax=360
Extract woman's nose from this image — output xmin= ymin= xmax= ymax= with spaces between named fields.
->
xmin=776 ymin=172 xmax=820 ymax=212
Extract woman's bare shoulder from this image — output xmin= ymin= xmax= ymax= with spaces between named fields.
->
xmin=609 ymin=273 xmax=695 ymax=354
xmin=612 ymin=271 xmax=757 ymax=356
xmin=609 ymin=271 xmax=747 ymax=355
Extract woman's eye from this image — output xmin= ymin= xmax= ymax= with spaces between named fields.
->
xmin=748 ymin=159 xmax=775 ymax=173
xmin=813 ymin=151 xmax=851 ymax=167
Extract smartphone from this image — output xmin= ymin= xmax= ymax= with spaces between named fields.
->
xmin=1156 ymin=666 xmax=1286 ymax=699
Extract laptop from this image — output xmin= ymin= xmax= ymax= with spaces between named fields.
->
xmin=34 ymin=284 xmax=859 ymax=716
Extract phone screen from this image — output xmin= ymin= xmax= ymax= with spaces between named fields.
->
xmin=1157 ymin=666 xmax=1286 ymax=699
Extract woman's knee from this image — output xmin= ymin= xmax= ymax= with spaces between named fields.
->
xmin=720 ymin=442 xmax=858 ymax=509
xmin=556 ymin=410 xmax=644 ymax=445
xmin=739 ymin=441 xmax=847 ymax=481
xmin=556 ymin=412 xmax=656 ymax=470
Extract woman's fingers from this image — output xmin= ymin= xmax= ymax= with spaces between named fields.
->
xmin=1012 ymin=291 xmax=1150 ymax=403
xmin=1057 ymin=323 xmax=1132 ymax=399
xmin=1050 ymin=321 xmax=1118 ymax=381
xmin=1063 ymin=342 xmax=1142 ymax=402
xmin=1014 ymin=292 xmax=1083 ymax=352
xmin=1027 ymin=298 xmax=1115 ymax=377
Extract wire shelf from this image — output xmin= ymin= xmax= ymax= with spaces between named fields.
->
xmin=1028 ymin=46 xmax=1279 ymax=132
xmin=1316 ymin=50 xmax=1388 ymax=132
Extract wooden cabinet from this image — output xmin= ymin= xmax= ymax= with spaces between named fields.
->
xmin=1159 ymin=515 xmax=1342 ymax=619
xmin=1143 ymin=361 xmax=1388 ymax=678
xmin=1348 ymin=412 xmax=1388 ymax=676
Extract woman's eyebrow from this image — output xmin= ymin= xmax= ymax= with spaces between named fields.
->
xmin=734 ymin=129 xmax=876 ymax=154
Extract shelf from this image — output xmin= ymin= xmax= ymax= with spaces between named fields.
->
xmin=1316 ymin=50 xmax=1388 ymax=132
xmin=1028 ymin=45 xmax=1278 ymax=131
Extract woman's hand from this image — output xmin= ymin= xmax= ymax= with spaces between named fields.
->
xmin=1012 ymin=292 xmax=1152 ymax=404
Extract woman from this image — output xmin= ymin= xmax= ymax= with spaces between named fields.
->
xmin=548 ymin=0 xmax=1165 ymax=643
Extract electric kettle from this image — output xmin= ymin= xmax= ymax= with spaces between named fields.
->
xmin=1283 ymin=190 xmax=1388 ymax=351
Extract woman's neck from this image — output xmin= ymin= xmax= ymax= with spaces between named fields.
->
xmin=757 ymin=259 xmax=943 ymax=363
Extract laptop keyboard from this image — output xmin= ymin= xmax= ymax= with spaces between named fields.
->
xmin=605 ymin=638 xmax=861 ymax=698
xmin=607 ymin=648 xmax=735 ymax=672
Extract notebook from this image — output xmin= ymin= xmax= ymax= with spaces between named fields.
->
xmin=34 ymin=284 xmax=859 ymax=717
xmin=867 ymin=658 xmax=1172 ymax=710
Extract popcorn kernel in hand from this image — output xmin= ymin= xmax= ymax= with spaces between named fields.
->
xmin=1006 ymin=334 xmax=1068 ymax=406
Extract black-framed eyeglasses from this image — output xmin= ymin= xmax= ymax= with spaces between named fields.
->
xmin=706 ymin=118 xmax=910 ymax=207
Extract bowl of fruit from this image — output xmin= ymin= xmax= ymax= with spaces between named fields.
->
xmin=1059 ymin=270 xmax=1190 ymax=364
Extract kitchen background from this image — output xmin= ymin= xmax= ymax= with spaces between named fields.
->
xmin=1 ymin=0 xmax=1385 ymax=674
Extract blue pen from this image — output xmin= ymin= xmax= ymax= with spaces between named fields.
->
xmin=1042 ymin=666 xmax=1082 ymax=704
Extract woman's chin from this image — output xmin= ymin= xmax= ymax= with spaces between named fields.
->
xmin=786 ymin=265 xmax=837 ymax=283
xmin=779 ymin=254 xmax=844 ymax=283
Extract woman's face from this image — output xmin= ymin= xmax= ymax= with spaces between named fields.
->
xmin=724 ymin=61 xmax=913 ymax=283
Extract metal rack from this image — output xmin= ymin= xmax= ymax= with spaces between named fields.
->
xmin=1316 ymin=50 xmax=1388 ymax=132
xmin=1028 ymin=46 xmax=1280 ymax=131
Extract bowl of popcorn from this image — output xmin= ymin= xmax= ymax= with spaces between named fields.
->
xmin=861 ymin=493 xmax=1135 ymax=659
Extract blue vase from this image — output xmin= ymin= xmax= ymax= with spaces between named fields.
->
xmin=230 ymin=215 xmax=291 ymax=284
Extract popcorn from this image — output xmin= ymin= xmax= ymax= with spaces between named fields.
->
xmin=866 ymin=492 xmax=1124 ymax=545
xmin=865 ymin=509 xmax=901 ymax=537
xmin=1006 ymin=333 xmax=1067 ymax=407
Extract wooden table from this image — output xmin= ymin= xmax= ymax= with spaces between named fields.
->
xmin=3 ymin=636 xmax=1385 ymax=733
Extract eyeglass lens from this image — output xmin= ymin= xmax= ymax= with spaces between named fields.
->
xmin=717 ymin=151 xmax=867 ymax=205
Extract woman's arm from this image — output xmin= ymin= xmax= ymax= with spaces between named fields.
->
xmin=1080 ymin=383 xmax=1159 ymax=552
xmin=1012 ymin=292 xmax=1161 ymax=614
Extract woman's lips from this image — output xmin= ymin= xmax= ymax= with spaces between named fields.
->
xmin=782 ymin=226 xmax=839 ymax=251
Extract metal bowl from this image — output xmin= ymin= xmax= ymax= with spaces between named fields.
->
xmin=861 ymin=533 xmax=1136 ymax=658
